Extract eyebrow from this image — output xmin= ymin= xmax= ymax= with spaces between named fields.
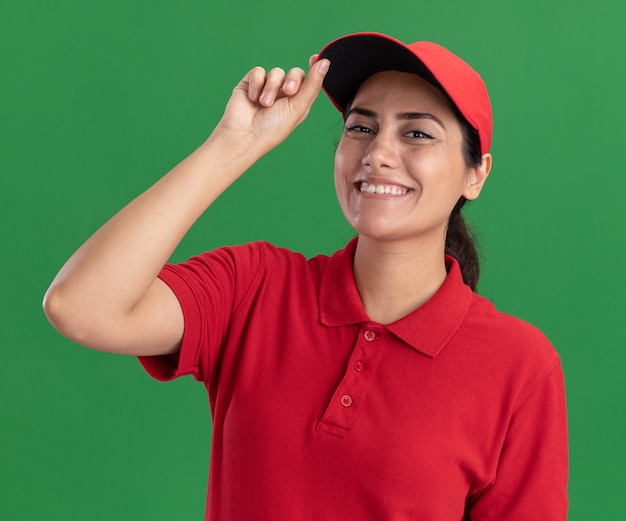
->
xmin=345 ymin=107 xmax=447 ymax=130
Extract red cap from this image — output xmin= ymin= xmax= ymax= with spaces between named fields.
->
xmin=319 ymin=32 xmax=493 ymax=154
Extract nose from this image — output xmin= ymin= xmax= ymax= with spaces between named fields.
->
xmin=362 ymin=131 xmax=400 ymax=170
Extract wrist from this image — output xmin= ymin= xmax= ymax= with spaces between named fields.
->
xmin=203 ymin=125 xmax=267 ymax=164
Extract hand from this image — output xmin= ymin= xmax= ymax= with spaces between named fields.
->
xmin=216 ymin=54 xmax=330 ymax=154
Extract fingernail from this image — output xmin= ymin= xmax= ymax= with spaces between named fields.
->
xmin=261 ymin=92 xmax=275 ymax=105
xmin=318 ymin=59 xmax=330 ymax=75
xmin=283 ymin=80 xmax=296 ymax=92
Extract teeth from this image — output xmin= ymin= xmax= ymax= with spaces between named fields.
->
xmin=359 ymin=182 xmax=409 ymax=195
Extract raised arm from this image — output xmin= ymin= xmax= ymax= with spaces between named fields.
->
xmin=43 ymin=56 xmax=330 ymax=356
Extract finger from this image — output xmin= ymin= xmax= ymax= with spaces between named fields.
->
xmin=281 ymin=67 xmax=306 ymax=95
xmin=247 ymin=66 xmax=266 ymax=102
xmin=308 ymin=54 xmax=319 ymax=69
xmin=259 ymin=67 xmax=286 ymax=107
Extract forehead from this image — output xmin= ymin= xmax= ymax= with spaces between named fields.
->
xmin=350 ymin=71 xmax=454 ymax=117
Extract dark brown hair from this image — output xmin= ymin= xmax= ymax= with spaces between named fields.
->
xmin=446 ymin=114 xmax=482 ymax=291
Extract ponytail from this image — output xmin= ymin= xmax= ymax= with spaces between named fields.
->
xmin=445 ymin=197 xmax=479 ymax=291
xmin=446 ymin=112 xmax=483 ymax=291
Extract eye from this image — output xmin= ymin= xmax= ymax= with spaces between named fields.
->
xmin=405 ymin=130 xmax=433 ymax=139
xmin=346 ymin=124 xmax=375 ymax=134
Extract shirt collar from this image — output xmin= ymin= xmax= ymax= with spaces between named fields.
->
xmin=319 ymin=237 xmax=473 ymax=358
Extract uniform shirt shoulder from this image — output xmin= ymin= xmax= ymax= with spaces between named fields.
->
xmin=206 ymin=240 xmax=331 ymax=271
xmin=165 ymin=240 xmax=330 ymax=284
xmin=468 ymin=293 xmax=557 ymax=351
xmin=461 ymin=293 xmax=561 ymax=407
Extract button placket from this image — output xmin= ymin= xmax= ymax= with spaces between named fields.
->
xmin=317 ymin=326 xmax=386 ymax=438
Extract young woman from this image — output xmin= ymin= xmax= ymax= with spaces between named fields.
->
xmin=43 ymin=32 xmax=568 ymax=520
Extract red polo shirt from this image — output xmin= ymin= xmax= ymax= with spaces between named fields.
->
xmin=139 ymin=238 xmax=568 ymax=520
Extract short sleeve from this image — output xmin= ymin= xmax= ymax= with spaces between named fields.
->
xmin=137 ymin=243 xmax=263 ymax=385
xmin=466 ymin=360 xmax=569 ymax=520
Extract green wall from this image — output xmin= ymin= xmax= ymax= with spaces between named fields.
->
xmin=2 ymin=0 xmax=624 ymax=518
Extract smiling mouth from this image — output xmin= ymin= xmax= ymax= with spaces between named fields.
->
xmin=357 ymin=181 xmax=411 ymax=195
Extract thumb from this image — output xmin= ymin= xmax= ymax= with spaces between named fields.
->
xmin=289 ymin=58 xmax=330 ymax=120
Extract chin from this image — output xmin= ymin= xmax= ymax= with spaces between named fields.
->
xmin=350 ymin=220 xmax=408 ymax=242
xmin=350 ymin=215 xmax=449 ymax=246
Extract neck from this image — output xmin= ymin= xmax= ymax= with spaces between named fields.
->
xmin=353 ymin=235 xmax=448 ymax=324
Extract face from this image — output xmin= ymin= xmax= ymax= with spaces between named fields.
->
xmin=334 ymin=71 xmax=487 ymax=246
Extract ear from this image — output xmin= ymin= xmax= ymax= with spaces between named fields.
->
xmin=463 ymin=153 xmax=492 ymax=201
